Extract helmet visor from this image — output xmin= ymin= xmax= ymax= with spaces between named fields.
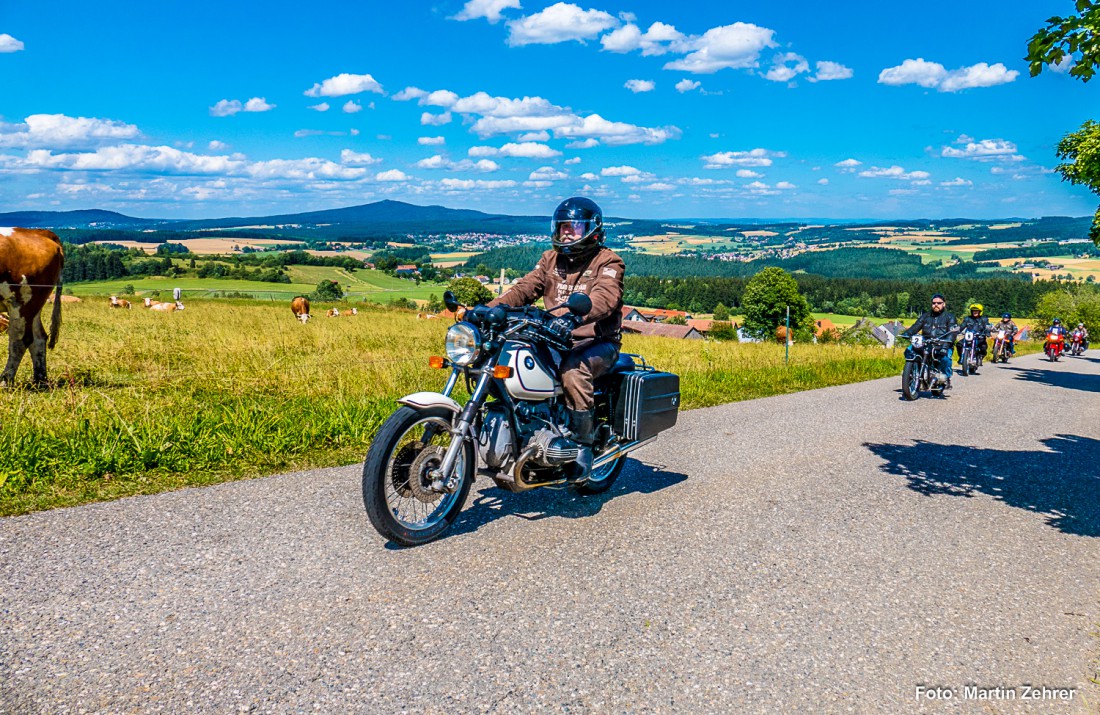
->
xmin=552 ymin=219 xmax=596 ymax=246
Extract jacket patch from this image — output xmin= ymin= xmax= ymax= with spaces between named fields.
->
xmin=601 ymin=267 xmax=618 ymax=278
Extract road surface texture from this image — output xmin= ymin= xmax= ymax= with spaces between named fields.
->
xmin=2 ymin=351 xmax=1099 ymax=714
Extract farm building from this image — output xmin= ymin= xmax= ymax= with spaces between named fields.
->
xmin=621 ymin=322 xmax=703 ymax=340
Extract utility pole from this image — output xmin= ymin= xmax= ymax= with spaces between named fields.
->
xmin=499 ymin=267 xmax=506 ymax=296
xmin=785 ymin=305 xmax=790 ymax=365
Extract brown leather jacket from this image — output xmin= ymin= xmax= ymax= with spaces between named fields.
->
xmin=488 ymin=247 xmax=625 ymax=347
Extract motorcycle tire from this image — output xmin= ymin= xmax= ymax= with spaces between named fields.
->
xmin=362 ymin=406 xmax=475 ymax=547
xmin=901 ymin=362 xmax=920 ymax=401
xmin=574 ymin=450 xmax=627 ymax=495
xmin=959 ymin=359 xmax=969 ymax=377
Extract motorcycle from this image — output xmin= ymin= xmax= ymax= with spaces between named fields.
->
xmin=990 ymin=329 xmax=1011 ymax=364
xmin=361 ymin=290 xmax=681 ymax=546
xmin=956 ymin=329 xmax=983 ymax=376
xmin=902 ymin=332 xmax=954 ymax=400
xmin=1045 ymin=330 xmax=1065 ymax=362
xmin=1069 ymin=330 xmax=1086 ymax=356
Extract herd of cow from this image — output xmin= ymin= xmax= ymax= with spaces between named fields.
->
xmin=109 ymin=295 xmax=185 ymax=312
xmin=289 ymin=296 xmax=359 ymax=323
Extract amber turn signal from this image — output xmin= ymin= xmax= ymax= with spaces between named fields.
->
xmin=428 ymin=356 xmax=446 ymax=369
xmin=492 ymin=365 xmax=514 ymax=379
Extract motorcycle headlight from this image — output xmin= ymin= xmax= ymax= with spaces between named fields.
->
xmin=445 ymin=322 xmax=482 ymax=366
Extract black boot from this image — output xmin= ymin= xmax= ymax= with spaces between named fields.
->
xmin=566 ymin=409 xmax=596 ymax=483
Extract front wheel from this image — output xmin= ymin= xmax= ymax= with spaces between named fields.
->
xmin=901 ymin=361 xmax=921 ymax=401
xmin=362 ymin=406 xmax=475 ymax=547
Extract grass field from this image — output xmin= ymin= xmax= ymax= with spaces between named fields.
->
xmin=0 ymin=300 xmax=928 ymax=516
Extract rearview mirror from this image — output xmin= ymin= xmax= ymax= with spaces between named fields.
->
xmin=443 ymin=291 xmax=459 ymax=312
xmin=566 ymin=292 xmax=592 ymax=317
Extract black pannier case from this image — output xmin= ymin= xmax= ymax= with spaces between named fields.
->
xmin=613 ymin=370 xmax=680 ymax=442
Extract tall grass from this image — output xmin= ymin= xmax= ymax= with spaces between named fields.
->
xmin=1 ymin=300 xmax=907 ymax=516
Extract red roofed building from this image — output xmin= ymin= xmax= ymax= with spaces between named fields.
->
xmin=621 ymin=322 xmax=703 ymax=340
xmin=637 ymin=308 xmax=692 ymax=323
xmin=621 ymin=306 xmax=648 ymax=322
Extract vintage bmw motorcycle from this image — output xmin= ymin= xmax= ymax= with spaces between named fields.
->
xmin=362 ymin=291 xmax=681 ymax=546
xmin=901 ymin=332 xmax=955 ymax=400
xmin=956 ymin=328 xmax=984 ymax=377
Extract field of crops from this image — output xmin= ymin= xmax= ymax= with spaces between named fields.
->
xmin=0 ymin=300 xmax=917 ymax=516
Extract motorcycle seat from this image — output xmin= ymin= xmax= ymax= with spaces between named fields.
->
xmin=609 ymin=353 xmax=636 ymax=375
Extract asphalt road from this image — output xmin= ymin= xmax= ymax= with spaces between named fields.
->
xmin=2 ymin=351 xmax=1099 ymax=714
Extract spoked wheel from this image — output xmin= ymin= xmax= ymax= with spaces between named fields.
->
xmin=573 ymin=442 xmax=627 ymax=495
xmin=901 ymin=362 xmax=921 ymax=401
xmin=362 ymin=406 xmax=474 ymax=547
xmin=959 ymin=357 xmax=970 ymax=377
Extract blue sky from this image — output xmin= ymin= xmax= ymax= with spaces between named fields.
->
xmin=1 ymin=0 xmax=1097 ymax=219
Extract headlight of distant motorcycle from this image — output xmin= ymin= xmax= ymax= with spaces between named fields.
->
xmin=445 ymin=322 xmax=482 ymax=366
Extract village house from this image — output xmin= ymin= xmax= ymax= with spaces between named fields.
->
xmin=395 ymin=264 xmax=420 ymax=277
xmin=621 ymin=322 xmax=703 ymax=340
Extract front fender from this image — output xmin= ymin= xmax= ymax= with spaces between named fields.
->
xmin=397 ymin=391 xmax=462 ymax=414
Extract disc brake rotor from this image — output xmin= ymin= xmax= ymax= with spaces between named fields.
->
xmin=390 ymin=442 xmax=423 ymax=498
xmin=407 ymin=445 xmax=446 ymax=504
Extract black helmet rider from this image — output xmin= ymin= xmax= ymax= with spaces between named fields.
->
xmin=551 ymin=197 xmax=605 ymax=261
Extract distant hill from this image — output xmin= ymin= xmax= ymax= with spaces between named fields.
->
xmin=0 ymin=209 xmax=157 ymax=229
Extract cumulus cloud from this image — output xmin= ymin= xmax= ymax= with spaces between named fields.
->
xmin=375 ymin=169 xmax=409 ymax=181
xmin=555 ymin=114 xmax=680 ymax=146
xmin=624 ymin=79 xmax=656 ymax=93
xmin=528 ymin=166 xmax=569 ymax=181
xmin=421 ymin=111 xmax=453 ymax=126
xmin=675 ymin=79 xmax=701 ymax=93
xmin=601 ymin=165 xmax=643 ymax=177
xmin=507 ymin=2 xmax=618 ymax=46
xmin=835 ymin=158 xmax=862 ymax=172
xmin=418 ymin=136 xmax=446 ymax=145
xmin=663 ymin=22 xmax=776 ymax=74
xmin=858 ymin=165 xmax=931 ymax=180
xmin=817 ymin=178 xmax=829 ymax=185
xmin=775 ymin=181 xmax=796 ymax=189
xmin=416 ymin=155 xmax=499 ymax=172
xmin=601 ymin=21 xmax=685 ymax=56
xmin=440 ymin=178 xmax=517 ymax=190
xmin=579 ymin=172 xmax=598 ymax=180
xmin=208 ymin=140 xmax=229 ymax=151
xmin=0 ymin=114 xmax=140 ymax=148
xmin=393 ymin=87 xmax=428 ymax=101
xmin=736 ymin=169 xmax=762 ymax=178
xmin=940 ymin=177 xmax=972 ymax=187
xmin=244 ymin=97 xmax=275 ymax=112
xmin=518 ymin=130 xmax=551 ymax=142
xmin=567 ymin=138 xmax=599 ymax=149
xmin=0 ymin=34 xmax=25 ymax=52
xmin=878 ymin=58 xmax=1018 ymax=92
xmin=941 ymin=138 xmax=1024 ymax=162
xmin=702 ymin=148 xmax=785 ymax=169
xmin=468 ymin=142 xmax=561 ymax=158
xmin=210 ymin=97 xmax=275 ymax=116
xmin=309 ymin=102 xmax=330 ymax=112
xmin=810 ymin=61 xmax=853 ymax=81
xmin=304 ymin=73 xmax=384 ymax=98
xmin=764 ymin=52 xmax=809 ymax=82
xmin=340 ymin=149 xmax=381 ymax=165
xmin=564 ymin=156 xmax=581 ymax=165
xmin=641 ymin=182 xmax=675 ymax=191
xmin=343 ymin=101 xmax=363 ymax=114
xmin=453 ymin=0 xmax=521 ymax=23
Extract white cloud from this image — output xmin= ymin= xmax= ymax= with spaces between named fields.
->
xmin=941 ymin=138 xmax=1024 ymax=162
xmin=416 ymin=155 xmax=499 ymax=172
xmin=663 ymin=22 xmax=777 ymax=74
xmin=889 ymin=188 xmax=917 ymax=196
xmin=0 ymin=114 xmax=140 ymax=148
xmin=641 ymin=182 xmax=675 ymax=191
xmin=858 ymin=165 xmax=931 ymax=180
xmin=517 ymin=130 xmax=550 ymax=141
xmin=415 ymin=155 xmax=448 ymax=169
xmin=810 ymin=61 xmax=853 ymax=81
xmin=208 ymin=140 xmax=229 ymax=151
xmin=675 ymin=79 xmax=701 ymax=93
xmin=775 ymin=181 xmax=796 ymax=189
xmin=375 ymin=169 xmax=409 ymax=181
xmin=624 ymin=79 xmax=656 ymax=93
xmin=304 ymin=73 xmax=384 ymax=98
xmin=309 ymin=102 xmax=330 ymax=112
xmin=567 ymin=138 xmax=599 ymax=149
xmin=453 ymin=0 xmax=522 ymax=23
xmin=440 ymin=178 xmax=517 ymax=190
xmin=817 ymin=178 xmax=829 ymax=185
xmin=735 ymin=169 xmax=762 ymax=178
xmin=601 ymin=21 xmax=685 ymax=56
xmin=244 ymin=97 xmax=275 ymax=112
xmin=764 ymin=52 xmax=809 ymax=82
xmin=878 ymin=58 xmax=1018 ymax=92
xmin=393 ymin=87 xmax=428 ymax=101
xmin=702 ymin=148 xmax=785 ymax=169
xmin=343 ymin=101 xmax=363 ymax=114
xmin=579 ymin=172 xmax=599 ymax=180
xmin=835 ymin=158 xmax=862 ymax=172
xmin=564 ymin=156 xmax=581 ymax=165
xmin=507 ymin=3 xmax=618 ymax=46
xmin=421 ymin=112 xmax=453 ymax=126
xmin=940 ymin=177 xmax=972 ymax=187
xmin=340 ymin=149 xmax=381 ymax=165
xmin=468 ymin=142 xmax=561 ymax=158
xmin=0 ymin=34 xmax=25 ymax=53
xmin=418 ymin=136 xmax=446 ymax=145
xmin=210 ymin=97 xmax=275 ymax=116
xmin=601 ymin=165 xmax=642 ymax=177
xmin=528 ymin=166 xmax=569 ymax=181
xmin=554 ymin=113 xmax=680 ymax=146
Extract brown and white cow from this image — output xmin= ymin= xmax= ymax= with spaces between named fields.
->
xmin=291 ymin=296 xmax=311 ymax=323
xmin=0 ymin=227 xmax=64 ymax=387
xmin=110 ymin=295 xmax=132 ymax=309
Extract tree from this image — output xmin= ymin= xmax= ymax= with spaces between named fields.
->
xmin=311 ymin=279 xmax=344 ymax=301
xmin=1027 ymin=2 xmax=1100 ymax=240
xmin=665 ymin=315 xmax=688 ymax=325
xmin=448 ymin=277 xmax=493 ymax=306
xmin=713 ymin=302 xmax=731 ymax=320
xmin=740 ymin=267 xmax=812 ymax=341
xmin=708 ymin=322 xmax=736 ymax=341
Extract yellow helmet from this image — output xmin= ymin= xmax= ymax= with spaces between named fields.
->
xmin=969 ymin=303 xmax=983 ymax=315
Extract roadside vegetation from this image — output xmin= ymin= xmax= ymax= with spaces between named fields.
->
xmin=1 ymin=299 xmax=924 ymax=516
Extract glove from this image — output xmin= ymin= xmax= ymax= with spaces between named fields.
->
xmin=546 ymin=314 xmax=578 ymax=344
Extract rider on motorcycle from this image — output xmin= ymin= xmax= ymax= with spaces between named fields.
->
xmin=487 ymin=197 xmax=625 ymax=482
xmin=956 ymin=302 xmax=991 ymax=364
xmin=1074 ymin=322 xmax=1090 ymax=350
xmin=995 ymin=313 xmax=1018 ymax=355
xmin=902 ymin=293 xmax=958 ymax=388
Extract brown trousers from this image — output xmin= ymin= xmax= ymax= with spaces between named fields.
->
xmin=560 ymin=340 xmax=619 ymax=412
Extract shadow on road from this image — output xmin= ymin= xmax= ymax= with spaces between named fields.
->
xmin=1006 ymin=364 xmax=1100 ymax=394
xmin=864 ymin=435 xmax=1100 ymax=537
xmin=443 ymin=459 xmax=688 ymax=540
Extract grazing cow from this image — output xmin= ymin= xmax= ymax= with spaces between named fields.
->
xmin=150 ymin=302 xmax=178 ymax=313
xmin=109 ymin=295 xmax=132 ymax=309
xmin=340 ymin=307 xmax=359 ymax=316
xmin=291 ymin=296 xmax=311 ymax=323
xmin=0 ymin=227 xmax=64 ymax=387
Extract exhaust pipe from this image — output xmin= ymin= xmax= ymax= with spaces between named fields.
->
xmin=592 ymin=436 xmax=657 ymax=469
xmin=510 ymin=436 xmax=658 ymax=491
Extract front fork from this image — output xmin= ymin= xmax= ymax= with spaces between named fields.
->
xmin=430 ymin=364 xmax=494 ymax=493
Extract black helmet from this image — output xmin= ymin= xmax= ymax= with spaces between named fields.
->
xmin=1053 ymin=317 xmax=1062 ymax=325
xmin=1002 ymin=313 xmax=1011 ymax=320
xmin=551 ymin=197 xmax=604 ymax=259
